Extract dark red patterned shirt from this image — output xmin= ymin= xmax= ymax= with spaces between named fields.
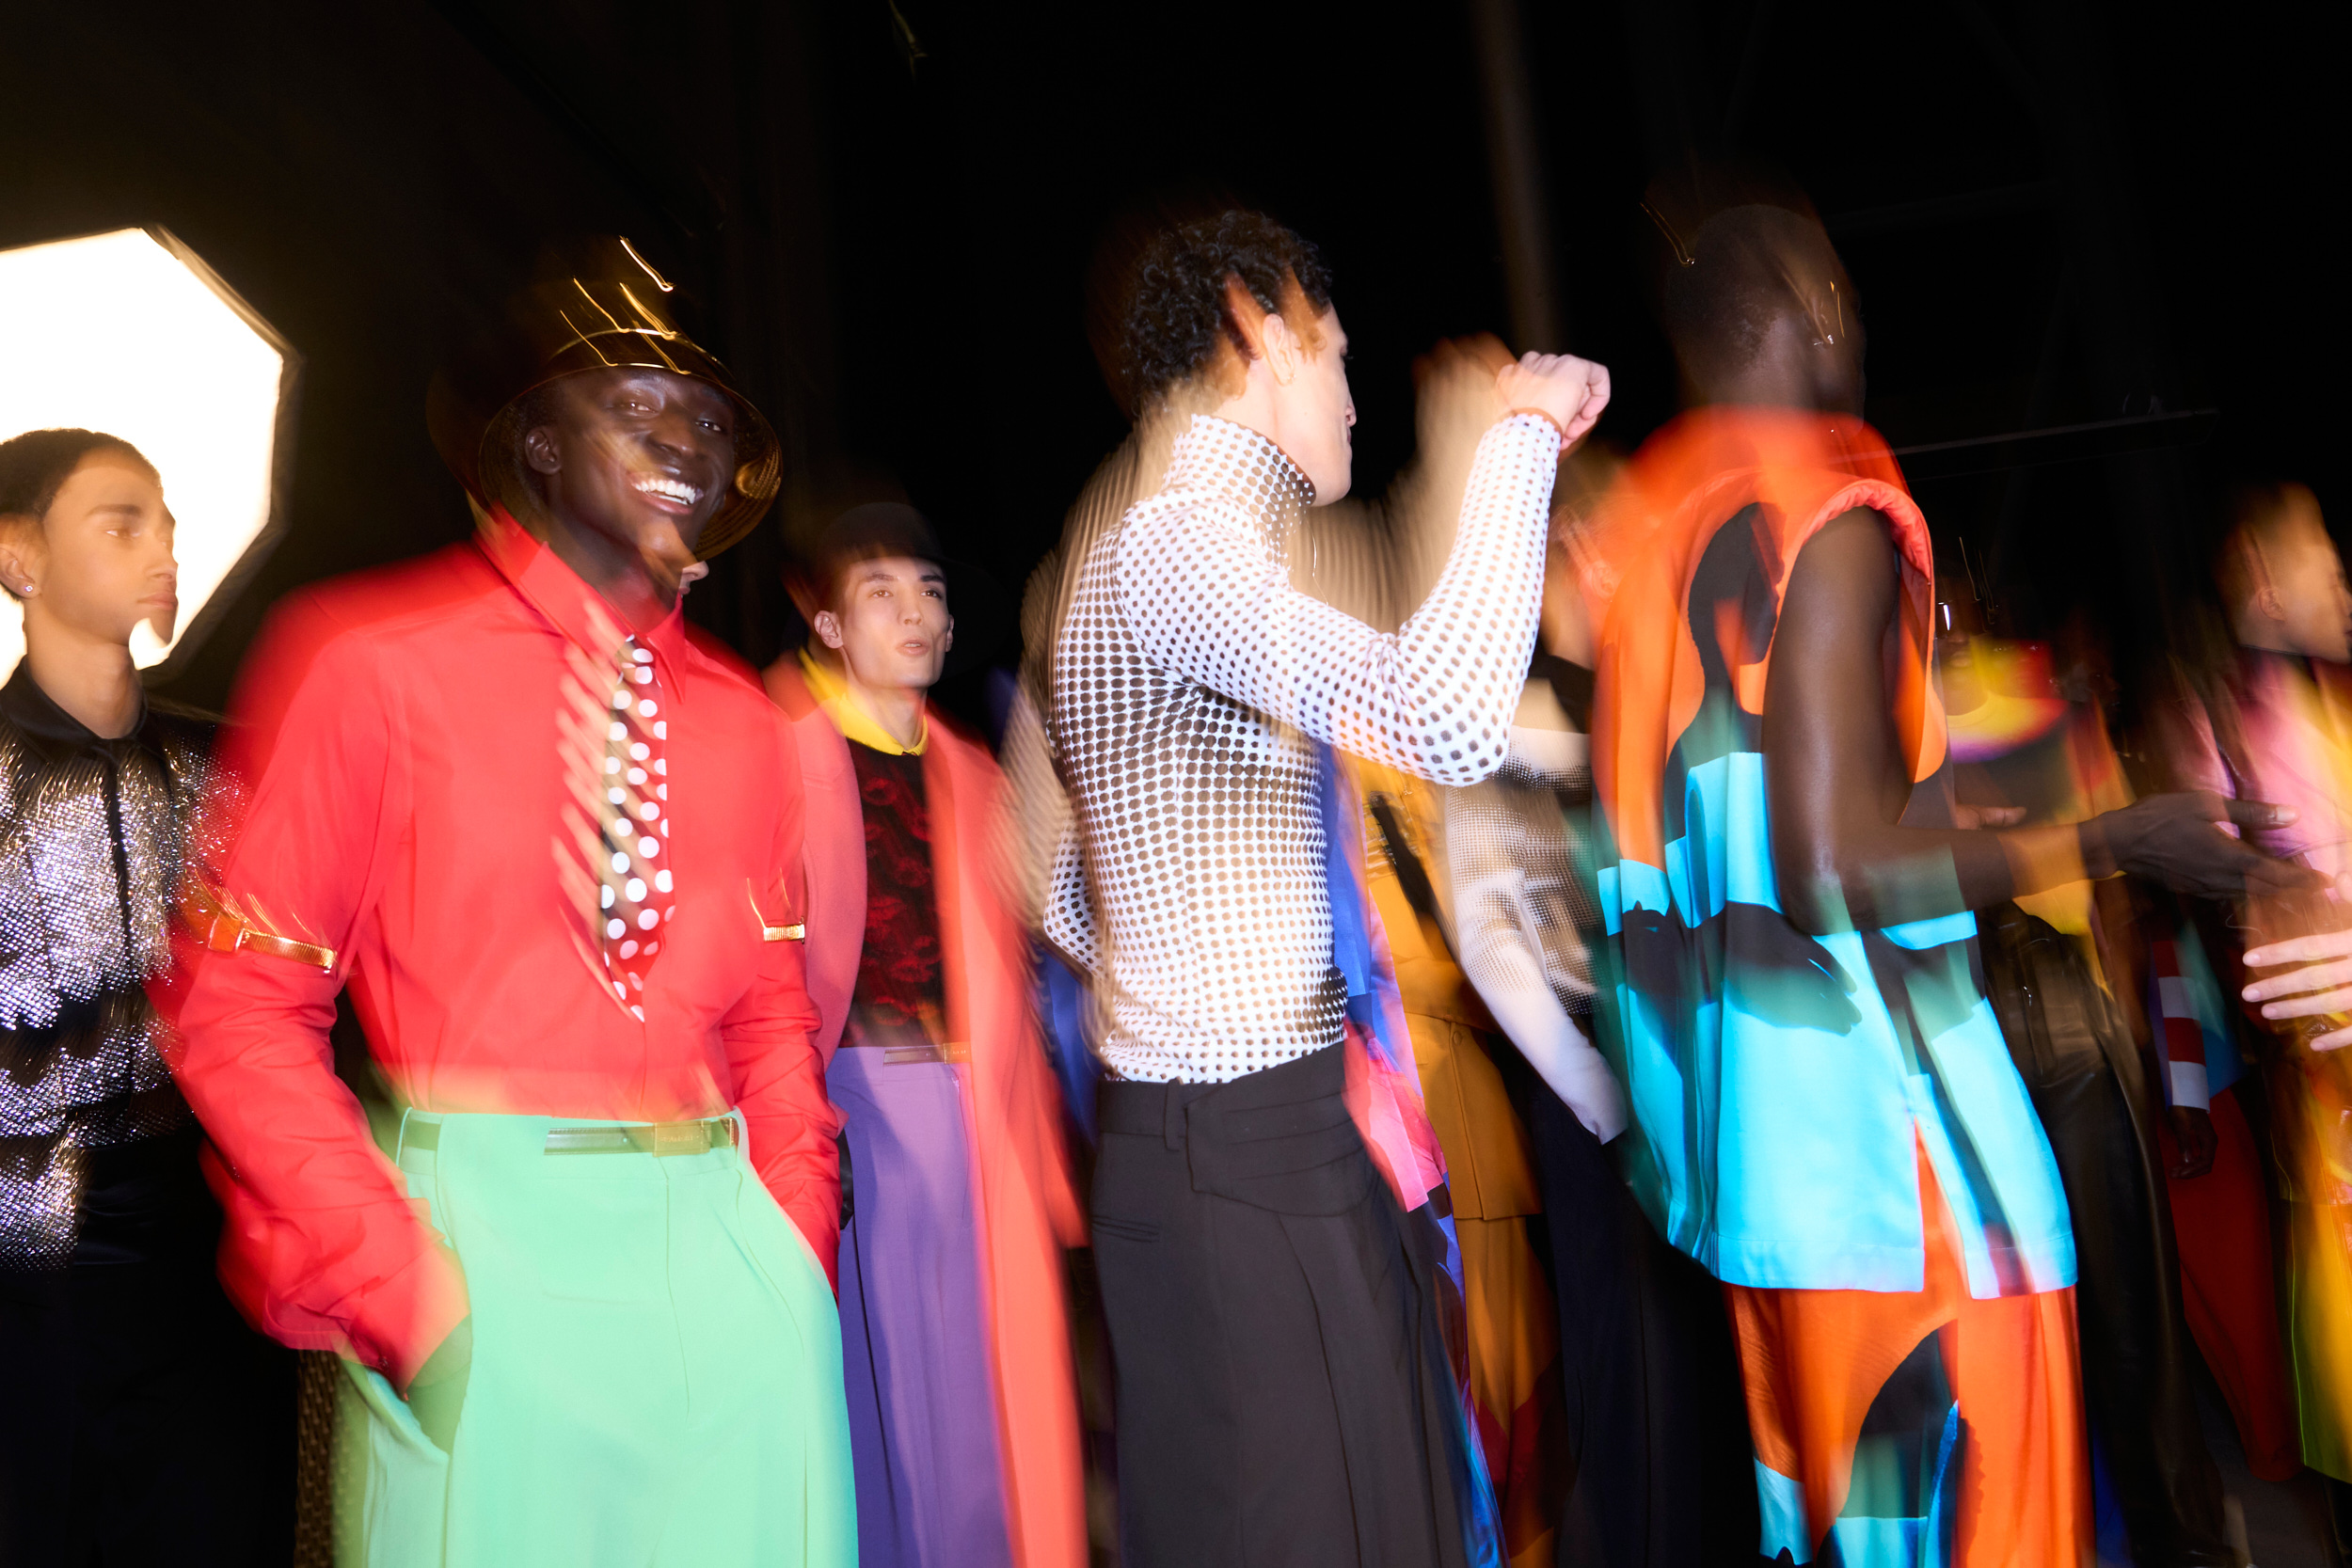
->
xmin=848 ymin=742 xmax=944 ymax=1026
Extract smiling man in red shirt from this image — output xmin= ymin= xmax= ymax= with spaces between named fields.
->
xmin=164 ymin=244 xmax=854 ymax=1567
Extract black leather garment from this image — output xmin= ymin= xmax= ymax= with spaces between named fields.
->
xmin=1979 ymin=901 xmax=2235 ymax=1568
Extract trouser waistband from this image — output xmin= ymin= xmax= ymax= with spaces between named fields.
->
xmin=1098 ymin=1042 xmax=1346 ymax=1146
xmin=395 ymin=1109 xmax=740 ymax=1158
xmin=1096 ymin=1047 xmax=1374 ymax=1216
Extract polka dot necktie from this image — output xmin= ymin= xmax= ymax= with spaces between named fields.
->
xmin=596 ymin=639 xmax=674 ymax=1014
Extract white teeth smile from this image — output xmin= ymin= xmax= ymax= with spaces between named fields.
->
xmin=635 ymin=475 xmax=703 ymax=504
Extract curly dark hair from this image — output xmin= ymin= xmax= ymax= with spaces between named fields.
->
xmin=1116 ymin=211 xmax=1334 ymax=413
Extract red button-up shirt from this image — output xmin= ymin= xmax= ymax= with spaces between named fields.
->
xmin=168 ymin=512 xmax=836 ymax=1386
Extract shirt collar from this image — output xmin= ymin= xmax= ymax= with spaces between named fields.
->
xmin=1166 ymin=414 xmax=1316 ymax=552
xmin=797 ymin=645 xmax=928 ymax=755
xmin=476 ymin=506 xmax=693 ymax=702
xmin=1 ymin=658 xmax=151 ymax=755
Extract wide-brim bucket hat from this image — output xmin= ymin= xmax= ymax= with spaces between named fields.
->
xmin=428 ymin=237 xmax=780 ymax=559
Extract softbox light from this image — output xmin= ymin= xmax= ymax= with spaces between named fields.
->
xmin=0 ymin=227 xmax=297 ymax=679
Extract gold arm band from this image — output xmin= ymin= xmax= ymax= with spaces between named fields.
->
xmin=744 ymin=883 xmax=805 ymax=942
xmin=177 ymin=879 xmax=337 ymax=972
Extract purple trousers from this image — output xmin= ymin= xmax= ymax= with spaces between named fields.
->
xmin=829 ymin=1038 xmax=1014 ymax=1568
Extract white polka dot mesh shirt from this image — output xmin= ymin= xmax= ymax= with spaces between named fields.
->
xmin=1046 ymin=411 xmax=1562 ymax=1084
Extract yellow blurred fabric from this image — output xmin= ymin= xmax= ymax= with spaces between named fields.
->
xmin=1352 ymin=760 xmax=1566 ymax=1568
xmin=2280 ymin=1182 xmax=2352 ymax=1481
xmin=2262 ymin=1036 xmax=2352 ymax=1481
xmin=2223 ymin=654 xmax=2352 ymax=1480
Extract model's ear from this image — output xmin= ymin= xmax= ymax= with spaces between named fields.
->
xmin=1223 ymin=274 xmax=1308 ymax=388
xmin=0 ymin=515 xmax=40 ymax=598
xmin=2256 ymin=583 xmax=2289 ymax=626
xmin=522 ymin=422 xmax=563 ymax=478
xmin=811 ymin=609 xmax=847 ymax=651
xmin=1222 ymin=274 xmax=1273 ymax=365
xmin=1259 ymin=309 xmax=1303 ymax=388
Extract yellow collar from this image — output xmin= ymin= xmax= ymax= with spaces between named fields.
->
xmin=799 ymin=646 xmax=928 ymax=755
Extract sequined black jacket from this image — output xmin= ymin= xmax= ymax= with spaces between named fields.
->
xmin=0 ymin=663 xmax=223 ymax=1270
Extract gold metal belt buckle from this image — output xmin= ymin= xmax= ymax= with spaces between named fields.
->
xmin=650 ymin=1120 xmax=707 ymax=1157
xmin=881 ymin=1041 xmax=969 ymax=1067
xmin=543 ymin=1119 xmax=726 ymax=1155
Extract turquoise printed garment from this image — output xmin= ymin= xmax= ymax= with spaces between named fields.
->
xmin=1588 ymin=487 xmax=2074 ymax=1300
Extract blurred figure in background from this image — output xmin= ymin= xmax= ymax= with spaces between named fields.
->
xmin=766 ymin=502 xmax=1087 ymax=1568
xmin=1296 ymin=333 xmax=1583 ymax=1568
xmin=1043 ymin=209 xmax=1606 ymax=1567
xmin=162 ymin=250 xmax=853 ymax=1566
xmin=0 ymin=428 xmax=291 ymax=1562
xmin=1449 ymin=513 xmax=1753 ymax=1568
xmin=1937 ymin=595 xmax=2238 ymax=1566
xmin=2139 ymin=902 xmax=2302 ymax=1488
xmin=1346 ymin=740 xmax=1569 ymax=1568
xmin=1581 ymin=194 xmax=2312 ymax=1566
xmin=2161 ymin=481 xmax=2352 ymax=1541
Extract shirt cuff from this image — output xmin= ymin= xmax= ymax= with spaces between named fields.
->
xmin=351 ymin=1243 xmax=472 ymax=1393
xmin=1502 ymin=408 xmax=1570 ymax=451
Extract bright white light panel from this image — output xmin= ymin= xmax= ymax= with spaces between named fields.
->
xmin=0 ymin=228 xmax=288 ymax=675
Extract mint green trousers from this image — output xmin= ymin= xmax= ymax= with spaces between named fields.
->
xmin=335 ymin=1111 xmax=855 ymax=1567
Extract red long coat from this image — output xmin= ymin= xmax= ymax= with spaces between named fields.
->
xmin=764 ymin=657 xmax=1088 ymax=1568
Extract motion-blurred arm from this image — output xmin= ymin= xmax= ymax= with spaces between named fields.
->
xmin=722 ymin=721 xmax=842 ymax=1286
xmin=1766 ymin=511 xmax=2320 ymax=935
xmin=167 ymin=612 xmax=468 ymax=1393
xmin=1444 ymin=753 xmax=1626 ymax=1140
xmin=1120 ymin=356 xmax=1602 ymax=786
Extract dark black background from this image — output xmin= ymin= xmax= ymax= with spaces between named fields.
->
xmin=1 ymin=0 xmax=2341 ymax=719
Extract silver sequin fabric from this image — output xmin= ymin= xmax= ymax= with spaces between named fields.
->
xmin=1046 ymin=412 xmax=1560 ymax=1084
xmin=0 ymin=698 xmax=223 ymax=1268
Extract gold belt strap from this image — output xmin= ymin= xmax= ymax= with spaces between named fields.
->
xmin=542 ymin=1117 xmax=739 ymax=1156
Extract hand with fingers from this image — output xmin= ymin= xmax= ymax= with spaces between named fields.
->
xmin=1495 ymin=351 xmax=1612 ymax=449
xmin=2242 ymin=881 xmax=2352 ymax=1052
xmin=405 ymin=1315 xmax=472 ymax=1453
xmin=2082 ymin=792 xmax=2328 ymax=902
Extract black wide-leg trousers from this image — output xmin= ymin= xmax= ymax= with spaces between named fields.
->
xmin=1091 ymin=1044 xmax=1468 ymax=1568
xmin=1528 ymin=1086 xmax=1759 ymax=1568
xmin=0 ymin=1127 xmax=294 ymax=1566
